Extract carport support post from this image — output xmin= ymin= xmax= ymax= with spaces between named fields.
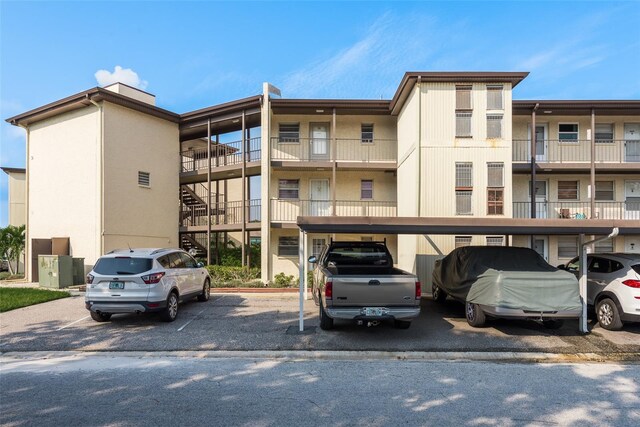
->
xmin=579 ymin=233 xmax=588 ymax=334
xmin=299 ymin=229 xmax=306 ymax=332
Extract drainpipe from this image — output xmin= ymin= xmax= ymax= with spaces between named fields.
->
xmin=530 ymin=103 xmax=539 ymax=249
xmin=88 ymin=95 xmax=104 ymax=256
xmin=590 ymin=108 xmax=596 ymax=218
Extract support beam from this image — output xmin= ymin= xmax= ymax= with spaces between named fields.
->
xmin=331 ymin=107 xmax=337 ymax=216
xmin=241 ymin=110 xmax=246 ymax=267
xmin=298 ymin=228 xmax=305 ymax=332
xmin=590 ymin=108 xmax=596 ymax=218
xmin=530 ymin=104 xmax=539 ymax=248
xmin=206 ymin=118 xmax=212 ymax=265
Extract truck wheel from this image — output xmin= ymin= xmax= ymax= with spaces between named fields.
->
xmin=319 ymin=299 xmax=334 ymax=330
xmin=394 ymin=320 xmax=411 ymax=329
xmin=465 ymin=302 xmax=486 ymax=327
xmin=432 ymin=283 xmax=447 ymax=303
xmin=90 ymin=311 xmax=111 ymax=322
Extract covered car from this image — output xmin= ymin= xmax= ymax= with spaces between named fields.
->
xmin=432 ymin=246 xmax=581 ymax=328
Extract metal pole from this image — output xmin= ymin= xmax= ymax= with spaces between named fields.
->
xmin=241 ymin=111 xmax=246 ymax=267
xmin=578 ymin=233 xmax=588 ymax=334
xmin=303 ymin=231 xmax=308 ymax=300
xmin=299 ymin=228 xmax=305 ymax=332
xmin=331 ymin=107 xmax=337 ymax=216
xmin=207 ymin=118 xmax=212 ymax=265
xmin=590 ymin=108 xmax=596 ymax=218
xmin=530 ymin=104 xmax=539 ymax=249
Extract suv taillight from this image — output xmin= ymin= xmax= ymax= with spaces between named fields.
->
xmin=325 ymin=280 xmax=333 ymax=299
xmin=86 ymin=274 xmax=94 ymax=284
xmin=622 ymin=279 xmax=640 ymax=288
xmin=415 ymin=281 xmax=422 ymax=299
xmin=142 ymin=272 xmax=165 ymax=284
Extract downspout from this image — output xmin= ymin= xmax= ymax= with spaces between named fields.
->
xmin=15 ymin=122 xmax=30 ymax=280
xmin=530 ymin=103 xmax=539 ymax=249
xmin=417 ymin=76 xmax=422 ymax=217
xmin=88 ymin=95 xmax=104 ymax=256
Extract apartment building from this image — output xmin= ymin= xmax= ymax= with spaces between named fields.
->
xmin=7 ymin=73 xmax=640 ymax=285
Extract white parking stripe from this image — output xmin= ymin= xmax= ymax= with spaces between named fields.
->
xmin=177 ymin=308 xmax=206 ymax=332
xmin=56 ymin=315 xmax=90 ymax=331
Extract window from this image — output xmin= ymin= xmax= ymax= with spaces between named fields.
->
xmin=486 ymin=236 xmax=504 ymax=246
xmin=455 ymin=236 xmax=472 ymax=248
xmin=456 ymin=86 xmax=473 ymax=138
xmin=589 ymin=257 xmax=623 ymax=273
xmin=558 ymin=236 xmax=578 ymax=258
xmin=312 ymin=238 xmax=326 ymax=257
xmin=361 ymin=236 xmax=373 ymax=242
xmin=456 ymin=162 xmax=473 ymax=215
xmin=179 ymin=252 xmax=197 ymax=268
xmin=487 ymin=162 xmax=504 ymax=215
xmin=278 ymin=179 xmax=299 ymax=199
xmin=278 ymin=123 xmax=300 ymax=143
xmin=361 ymin=124 xmax=374 ymax=144
xmin=486 ymin=114 xmax=503 ymax=139
xmin=278 ymin=236 xmax=299 ymax=257
xmin=456 ymin=86 xmax=472 ymax=110
xmin=595 ymin=124 xmax=614 ymax=143
xmin=361 ymin=180 xmax=373 ymax=200
xmin=559 ymin=124 xmax=579 ymax=142
xmin=456 ymin=113 xmax=472 ymax=137
xmin=594 ymin=239 xmax=614 ymax=254
xmin=558 ymin=181 xmax=579 ymax=200
xmin=486 ymin=85 xmax=503 ymax=110
xmin=595 ymin=181 xmax=614 ymax=201
xmin=138 ymin=171 xmax=150 ymax=187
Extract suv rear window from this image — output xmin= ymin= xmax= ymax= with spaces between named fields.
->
xmin=93 ymin=257 xmax=153 ymax=275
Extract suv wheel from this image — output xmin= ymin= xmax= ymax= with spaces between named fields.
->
xmin=596 ymin=298 xmax=623 ymax=331
xmin=197 ymin=279 xmax=211 ymax=302
xmin=465 ymin=302 xmax=486 ymax=327
xmin=161 ymin=292 xmax=179 ymax=322
xmin=90 ymin=311 xmax=112 ymax=322
xmin=432 ymin=283 xmax=447 ymax=303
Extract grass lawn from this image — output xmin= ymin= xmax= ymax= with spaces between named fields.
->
xmin=0 ymin=287 xmax=71 ymax=313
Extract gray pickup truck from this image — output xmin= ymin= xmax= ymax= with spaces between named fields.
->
xmin=309 ymin=241 xmax=421 ymax=330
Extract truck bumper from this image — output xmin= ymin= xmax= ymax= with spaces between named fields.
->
xmin=326 ymin=306 xmax=420 ymax=321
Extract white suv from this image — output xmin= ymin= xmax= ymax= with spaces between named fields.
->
xmin=85 ymin=248 xmax=210 ymax=322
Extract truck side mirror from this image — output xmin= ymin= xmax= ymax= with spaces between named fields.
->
xmin=308 ymin=256 xmax=317 ymax=264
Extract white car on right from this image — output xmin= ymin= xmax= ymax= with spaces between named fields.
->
xmin=560 ymin=253 xmax=640 ymax=330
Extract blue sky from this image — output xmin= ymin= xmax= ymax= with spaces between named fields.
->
xmin=1 ymin=0 xmax=639 ymax=226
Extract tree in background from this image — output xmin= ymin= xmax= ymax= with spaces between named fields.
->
xmin=0 ymin=225 xmax=26 ymax=275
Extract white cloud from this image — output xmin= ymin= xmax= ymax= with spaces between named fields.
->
xmin=94 ymin=66 xmax=148 ymax=90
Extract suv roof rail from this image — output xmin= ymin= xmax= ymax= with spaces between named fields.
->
xmin=150 ymin=248 xmax=174 ymax=255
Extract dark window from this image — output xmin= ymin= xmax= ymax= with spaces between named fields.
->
xmin=588 ymin=257 xmax=622 ymax=273
xmin=278 ymin=179 xmax=299 ymax=199
xmin=595 ymin=124 xmax=614 ymax=143
xmin=559 ymin=124 xmax=578 ymax=141
xmin=361 ymin=180 xmax=373 ymax=199
xmin=487 ymin=189 xmax=504 ymax=215
xmin=595 ymin=181 xmax=614 ymax=201
xmin=558 ymin=236 xmax=578 ymax=258
xmin=278 ymin=123 xmax=300 ymax=143
xmin=157 ymin=255 xmax=171 ymax=269
xmin=632 ymin=264 xmax=640 ymax=275
xmin=558 ymin=181 xmax=579 ymax=200
xmin=168 ymin=252 xmax=184 ymax=268
xmin=179 ymin=252 xmax=197 ymax=268
xmin=361 ymin=124 xmax=374 ymax=143
xmin=278 ymin=237 xmax=299 ymax=257
xmin=93 ymin=257 xmax=153 ymax=275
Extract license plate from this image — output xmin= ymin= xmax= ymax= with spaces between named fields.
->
xmin=364 ymin=307 xmax=383 ymax=317
xmin=109 ymin=281 xmax=125 ymax=290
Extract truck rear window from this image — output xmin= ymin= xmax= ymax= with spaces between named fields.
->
xmin=93 ymin=257 xmax=153 ymax=275
xmin=327 ymin=246 xmax=390 ymax=266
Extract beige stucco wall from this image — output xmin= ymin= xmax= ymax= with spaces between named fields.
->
xmin=6 ymin=171 xmax=26 ymax=226
xmin=513 ymin=115 xmax=640 ymax=140
xmin=27 ymin=107 xmax=101 ymax=280
xmin=102 ymin=103 xmax=179 ymax=253
xmin=513 ymin=174 xmax=634 ymax=204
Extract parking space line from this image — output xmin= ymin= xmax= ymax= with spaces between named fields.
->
xmin=56 ymin=315 xmax=90 ymax=331
xmin=177 ymin=308 xmax=206 ymax=332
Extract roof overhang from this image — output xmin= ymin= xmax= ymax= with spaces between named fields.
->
xmin=6 ymin=88 xmax=180 ymax=127
xmin=297 ymin=216 xmax=640 ymax=235
xmin=513 ymin=100 xmax=640 ymax=116
xmin=390 ymin=72 xmax=530 ymax=115
xmin=270 ymin=99 xmax=391 ymax=116
xmin=179 ymin=95 xmax=262 ymax=142
xmin=1 ymin=167 xmax=26 ymax=175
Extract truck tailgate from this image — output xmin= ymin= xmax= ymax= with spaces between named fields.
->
xmin=331 ymin=276 xmax=417 ymax=306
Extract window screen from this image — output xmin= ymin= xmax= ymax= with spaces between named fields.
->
xmin=456 ymin=191 xmax=472 ymax=215
xmin=361 ymin=180 xmax=373 ymax=199
xmin=487 ymin=163 xmax=504 ymax=187
xmin=361 ymin=124 xmax=374 ymax=144
xmin=456 ymin=163 xmax=473 ymax=188
xmin=456 ymin=113 xmax=472 ymax=137
xmin=595 ymin=181 xmax=614 ymax=201
xmin=487 ymin=114 xmax=503 ymax=139
xmin=594 ymin=238 xmax=614 ymax=253
xmin=595 ymin=124 xmax=614 ymax=143
xmin=558 ymin=236 xmax=578 ymax=258
xmin=456 ymin=86 xmax=472 ymax=110
xmin=455 ymin=236 xmax=472 ymax=248
xmin=486 ymin=236 xmax=504 ymax=246
xmin=279 ymin=123 xmax=300 ymax=143
xmin=278 ymin=179 xmax=299 ymax=199
xmin=559 ymin=124 xmax=579 ymax=141
xmin=278 ymin=236 xmax=299 ymax=257
xmin=558 ymin=181 xmax=579 ymax=200
xmin=486 ymin=86 xmax=503 ymax=110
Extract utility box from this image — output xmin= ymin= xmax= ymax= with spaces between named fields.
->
xmin=72 ymin=257 xmax=85 ymax=285
xmin=38 ymin=255 xmax=73 ymax=289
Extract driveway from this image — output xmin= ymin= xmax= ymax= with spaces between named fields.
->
xmin=0 ymin=293 xmax=638 ymax=356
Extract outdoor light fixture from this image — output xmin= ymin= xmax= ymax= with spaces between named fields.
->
xmin=543 ymin=110 xmax=552 ymax=114
xmin=316 ymin=109 xmax=324 ymax=113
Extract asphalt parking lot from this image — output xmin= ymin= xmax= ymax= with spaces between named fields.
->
xmin=0 ymin=292 xmax=638 ymax=356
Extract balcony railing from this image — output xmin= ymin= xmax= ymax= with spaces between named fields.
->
xmin=513 ymin=201 xmax=640 ymax=220
xmin=181 ymin=137 xmax=261 ymax=173
xmin=271 ymin=199 xmax=397 ymax=222
xmin=270 ymin=137 xmax=397 ymax=163
xmin=513 ymin=139 xmax=640 ymax=163
xmin=180 ymin=200 xmax=261 ymax=227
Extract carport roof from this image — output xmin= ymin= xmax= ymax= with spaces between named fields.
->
xmin=296 ymin=216 xmax=640 ymax=235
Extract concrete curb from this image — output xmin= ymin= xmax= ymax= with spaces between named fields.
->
xmin=2 ymin=350 xmax=639 ymax=364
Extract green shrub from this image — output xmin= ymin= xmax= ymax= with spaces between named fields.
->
xmin=273 ymin=272 xmax=297 ymax=288
xmin=206 ymin=265 xmax=260 ymax=286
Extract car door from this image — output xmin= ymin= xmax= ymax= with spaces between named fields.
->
xmin=178 ymin=252 xmax=199 ymax=294
xmin=587 ymin=256 xmax=611 ymax=305
xmin=166 ymin=252 xmax=185 ymax=294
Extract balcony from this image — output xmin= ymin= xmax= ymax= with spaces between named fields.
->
xmin=512 ymin=139 xmax=640 ymax=165
xmin=513 ymin=201 xmax=640 ymax=220
xmin=271 ymin=199 xmax=397 ymax=223
xmin=270 ymin=137 xmax=397 ymax=167
xmin=180 ymin=200 xmax=261 ymax=231
xmin=180 ymin=137 xmax=261 ymax=183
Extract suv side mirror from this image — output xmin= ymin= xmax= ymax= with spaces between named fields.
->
xmin=308 ymin=256 xmax=317 ymax=264
xmin=197 ymin=262 xmax=205 ymax=268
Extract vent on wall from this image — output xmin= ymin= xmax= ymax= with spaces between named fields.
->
xmin=138 ymin=171 xmax=150 ymax=187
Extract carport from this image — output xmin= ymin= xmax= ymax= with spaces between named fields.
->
xmin=296 ymin=217 xmax=640 ymax=333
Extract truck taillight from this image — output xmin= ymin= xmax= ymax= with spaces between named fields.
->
xmin=325 ymin=280 xmax=333 ymax=299
xmin=86 ymin=274 xmax=94 ymax=284
xmin=142 ymin=272 xmax=165 ymax=284
xmin=622 ymin=279 xmax=640 ymax=288
xmin=415 ymin=281 xmax=422 ymax=299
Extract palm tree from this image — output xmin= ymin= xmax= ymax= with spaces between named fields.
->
xmin=0 ymin=227 xmax=11 ymax=274
xmin=4 ymin=225 xmax=25 ymax=275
